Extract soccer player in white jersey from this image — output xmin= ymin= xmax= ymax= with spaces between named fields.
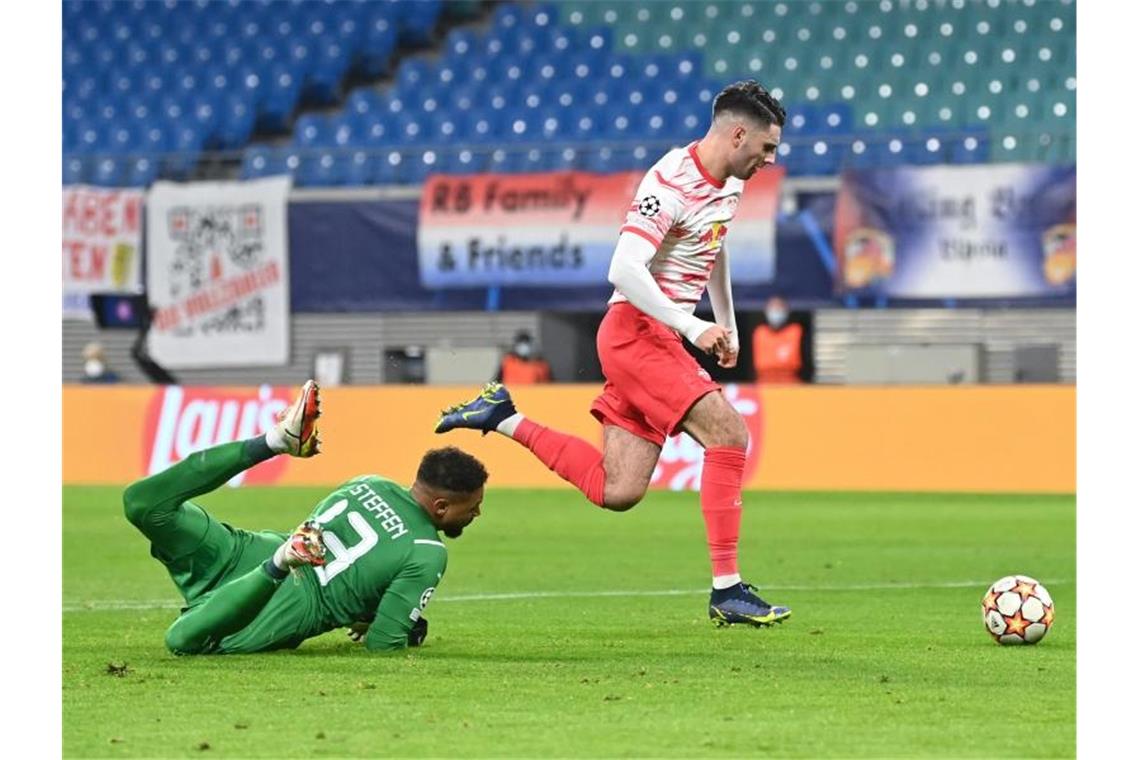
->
xmin=438 ymin=81 xmax=790 ymax=627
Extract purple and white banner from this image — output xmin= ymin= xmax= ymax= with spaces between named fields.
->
xmin=834 ymin=164 xmax=1076 ymax=298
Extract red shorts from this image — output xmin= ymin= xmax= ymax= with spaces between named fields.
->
xmin=590 ymin=302 xmax=720 ymax=447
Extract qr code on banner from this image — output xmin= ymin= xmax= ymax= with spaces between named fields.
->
xmin=165 ymin=205 xmax=264 ymax=299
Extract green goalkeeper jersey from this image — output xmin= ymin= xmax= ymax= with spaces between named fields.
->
xmin=298 ymin=475 xmax=448 ymax=651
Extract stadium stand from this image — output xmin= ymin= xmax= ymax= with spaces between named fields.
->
xmin=63 ymin=0 xmax=1075 ymax=187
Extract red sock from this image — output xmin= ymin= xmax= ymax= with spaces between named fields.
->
xmin=514 ymin=419 xmax=606 ymax=506
xmin=701 ymin=446 xmax=745 ymax=578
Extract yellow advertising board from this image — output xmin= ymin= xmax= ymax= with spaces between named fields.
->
xmin=63 ymin=384 xmax=1074 ymax=493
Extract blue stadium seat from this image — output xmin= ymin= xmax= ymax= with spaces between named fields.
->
xmin=394 ymin=113 xmax=429 ymax=145
xmin=949 ymin=130 xmax=991 ymax=164
xmin=342 ymin=149 xmax=376 ymax=186
xmin=396 ymin=59 xmax=435 ymax=92
xmin=359 ymin=114 xmax=395 ymax=146
xmin=92 ymin=156 xmax=123 ymax=187
xmin=431 ymin=112 xmax=463 ymax=142
xmin=216 ymin=97 xmax=255 ymax=149
xmin=190 ymin=98 xmax=220 ymax=144
xmin=519 ymin=82 xmax=550 ymax=112
xmin=305 ymin=37 xmax=351 ymax=104
xmin=326 ymin=114 xmax=357 ymax=148
xmin=140 ymin=123 xmax=169 ymax=155
xmin=241 ymin=145 xmax=276 ymax=179
xmin=64 ymin=155 xmax=87 ymax=185
xmin=107 ymin=123 xmax=138 ymax=154
xmin=492 ymin=3 xmax=524 ymax=31
xmin=548 ymin=145 xmax=581 ymax=172
xmin=502 ymin=109 xmax=537 ymax=143
xmin=465 ymin=148 xmax=492 ymax=174
xmin=371 ymin=150 xmax=403 ymax=184
xmin=126 ymin=155 xmax=159 ymax=187
xmin=296 ymin=151 xmax=344 ymax=187
xmin=294 ymin=113 xmax=327 ymax=148
xmin=581 ymin=25 xmax=612 ymax=54
xmin=586 ymin=146 xmax=636 ymax=174
xmin=259 ymin=65 xmax=301 ymax=131
xmin=640 ymin=106 xmax=674 ymax=141
xmin=536 ymin=108 xmax=571 ymax=141
xmin=787 ymin=104 xmax=821 ymax=136
xmin=124 ymin=94 xmax=153 ymax=123
xmin=523 ymin=2 xmax=559 ymax=29
xmin=76 ymin=122 xmax=107 ymax=154
xmin=163 ymin=125 xmax=204 ymax=178
xmin=800 ymin=139 xmax=843 ymax=176
xmin=397 ymin=0 xmax=442 ymax=47
xmin=467 ymin=108 xmax=505 ymax=144
xmin=487 ymin=147 xmax=524 ymax=175
xmin=406 ymin=87 xmax=445 ymax=118
xmin=346 ymin=88 xmax=379 ymax=119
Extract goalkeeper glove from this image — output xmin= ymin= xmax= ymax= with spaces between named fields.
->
xmin=408 ymin=617 xmax=429 ymax=647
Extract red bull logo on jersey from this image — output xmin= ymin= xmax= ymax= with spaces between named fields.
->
xmin=698 ymin=222 xmax=728 ymax=252
xmin=650 ymin=384 xmax=763 ymax=491
xmin=143 ymin=385 xmax=293 ymax=486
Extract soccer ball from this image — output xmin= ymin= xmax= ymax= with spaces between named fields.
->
xmin=982 ymin=575 xmax=1055 ymax=645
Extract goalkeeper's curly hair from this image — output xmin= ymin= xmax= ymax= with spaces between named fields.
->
xmin=416 ymin=446 xmax=488 ymax=494
xmin=713 ymin=80 xmax=787 ymax=128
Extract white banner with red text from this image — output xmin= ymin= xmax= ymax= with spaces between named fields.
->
xmin=62 ymin=186 xmax=145 ymax=318
xmin=145 ymin=176 xmax=292 ymax=368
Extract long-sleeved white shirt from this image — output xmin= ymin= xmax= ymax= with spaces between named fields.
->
xmin=606 ymin=142 xmax=742 ymax=350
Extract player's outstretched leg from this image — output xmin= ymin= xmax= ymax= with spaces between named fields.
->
xmin=435 ymin=382 xmax=609 ymax=507
xmin=123 ymin=380 xmax=322 ymax=557
xmin=164 ymin=521 xmax=326 ymax=655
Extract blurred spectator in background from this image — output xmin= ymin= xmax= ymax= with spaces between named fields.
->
xmin=496 ymin=331 xmax=552 ymax=385
xmin=81 ymin=342 xmax=121 ymax=384
xmin=751 ymin=296 xmax=803 ymax=384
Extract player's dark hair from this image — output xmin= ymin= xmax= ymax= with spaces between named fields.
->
xmin=713 ymin=79 xmax=786 ymax=128
xmin=416 ymin=446 xmax=488 ymax=495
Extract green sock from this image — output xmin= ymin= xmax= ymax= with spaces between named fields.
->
xmin=164 ymin=564 xmax=283 ymax=655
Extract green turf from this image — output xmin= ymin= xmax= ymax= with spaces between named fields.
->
xmin=64 ymin=486 xmax=1075 ymax=758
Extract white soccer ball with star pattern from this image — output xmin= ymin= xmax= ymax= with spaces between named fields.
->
xmin=982 ymin=575 xmax=1055 ymax=645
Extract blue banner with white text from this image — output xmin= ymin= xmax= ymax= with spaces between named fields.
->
xmin=833 ymin=164 xmax=1076 ymax=299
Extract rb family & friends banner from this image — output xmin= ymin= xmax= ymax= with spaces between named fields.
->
xmin=417 ymin=164 xmax=783 ymax=288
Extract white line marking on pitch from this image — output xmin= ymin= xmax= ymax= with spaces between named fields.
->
xmin=62 ymin=579 xmax=1073 ymax=613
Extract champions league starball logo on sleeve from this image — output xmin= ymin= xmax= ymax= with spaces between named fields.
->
xmin=637 ymin=195 xmax=661 ymax=217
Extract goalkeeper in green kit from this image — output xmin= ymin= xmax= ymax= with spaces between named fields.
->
xmin=123 ymin=380 xmax=487 ymax=654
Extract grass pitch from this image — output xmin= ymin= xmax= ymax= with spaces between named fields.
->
xmin=64 ymin=487 xmax=1074 ymax=758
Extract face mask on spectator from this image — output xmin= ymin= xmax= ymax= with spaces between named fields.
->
xmin=85 ymin=359 xmax=105 ymax=378
xmin=765 ymin=308 xmax=788 ymax=328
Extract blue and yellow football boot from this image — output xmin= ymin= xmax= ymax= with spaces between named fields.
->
xmin=434 ymin=382 xmax=517 ymax=435
xmin=709 ymin=582 xmax=792 ymax=627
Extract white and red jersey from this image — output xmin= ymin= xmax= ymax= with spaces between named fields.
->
xmin=610 ymin=142 xmax=744 ymax=307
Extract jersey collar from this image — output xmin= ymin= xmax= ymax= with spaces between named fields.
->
xmin=688 ymin=141 xmax=726 ymax=189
